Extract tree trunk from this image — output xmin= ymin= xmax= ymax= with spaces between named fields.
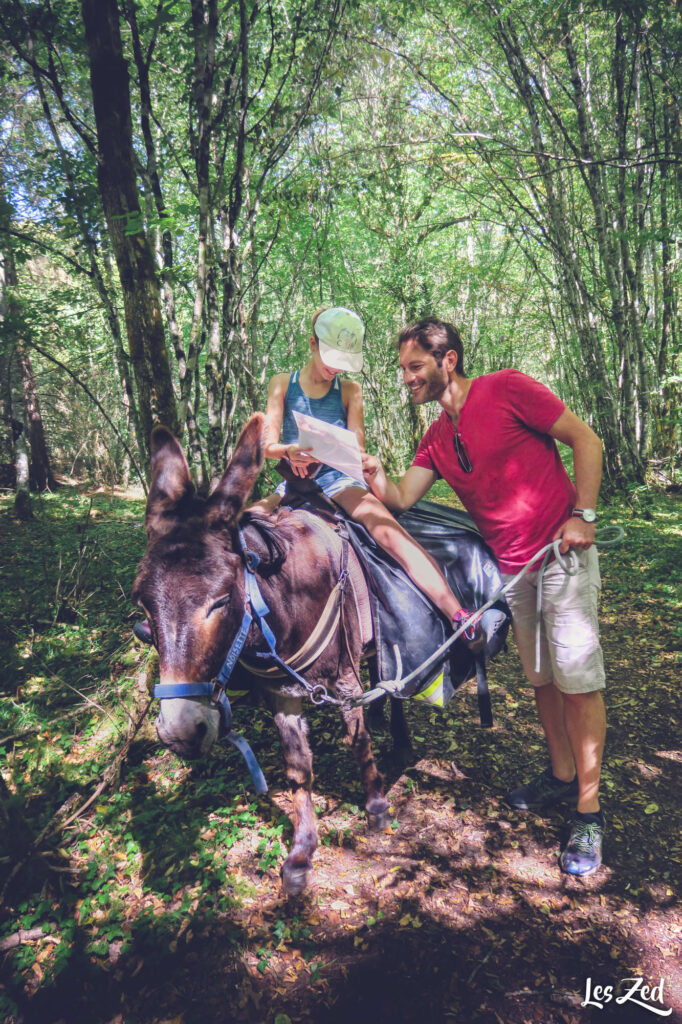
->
xmin=81 ymin=0 xmax=178 ymax=457
xmin=123 ymin=0 xmax=186 ymax=436
xmin=0 ymin=179 xmax=33 ymax=515
xmin=652 ymin=41 xmax=681 ymax=475
xmin=10 ymin=376 xmax=32 ymax=520
xmin=15 ymin=342 xmax=55 ymax=491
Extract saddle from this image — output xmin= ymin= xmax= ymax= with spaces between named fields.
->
xmin=276 ymin=464 xmax=511 ymax=723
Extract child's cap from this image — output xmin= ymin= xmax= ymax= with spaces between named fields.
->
xmin=313 ymin=306 xmax=364 ymax=373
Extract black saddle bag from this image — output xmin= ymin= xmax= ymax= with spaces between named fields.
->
xmin=278 ymin=466 xmax=510 ymax=723
xmin=346 ymin=501 xmax=510 ymax=721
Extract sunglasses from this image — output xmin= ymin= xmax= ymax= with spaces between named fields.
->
xmin=454 ymin=431 xmax=473 ymax=473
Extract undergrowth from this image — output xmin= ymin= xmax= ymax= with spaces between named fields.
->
xmin=0 ymin=483 xmax=680 ymax=1022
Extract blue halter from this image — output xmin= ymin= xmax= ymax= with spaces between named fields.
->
xmin=153 ymin=535 xmax=272 ymax=795
xmin=154 ymin=526 xmax=346 ymax=793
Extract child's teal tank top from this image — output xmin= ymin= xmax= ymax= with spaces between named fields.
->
xmin=281 ymin=370 xmax=346 ymax=443
xmin=280 ymin=370 xmax=363 ymax=497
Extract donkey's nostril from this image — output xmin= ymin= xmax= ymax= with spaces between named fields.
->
xmin=195 ymin=720 xmax=207 ymax=741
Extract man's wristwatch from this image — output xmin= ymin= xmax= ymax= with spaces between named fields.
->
xmin=572 ymin=507 xmax=598 ymax=523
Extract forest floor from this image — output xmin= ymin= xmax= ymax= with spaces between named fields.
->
xmin=0 ymin=484 xmax=680 ymax=1024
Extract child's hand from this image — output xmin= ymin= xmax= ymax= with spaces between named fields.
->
xmin=286 ymin=444 xmax=320 ymax=477
xmin=361 ymin=452 xmax=384 ymax=488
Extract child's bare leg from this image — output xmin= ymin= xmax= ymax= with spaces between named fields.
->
xmin=333 ymin=487 xmax=463 ymax=620
xmin=249 ymin=492 xmax=283 ymax=515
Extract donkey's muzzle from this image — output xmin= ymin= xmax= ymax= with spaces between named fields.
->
xmin=156 ymin=697 xmax=221 ymax=759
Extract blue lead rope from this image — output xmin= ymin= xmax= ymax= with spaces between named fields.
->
xmin=226 ymin=730 xmax=267 ymax=795
xmin=154 ymin=662 xmax=267 ymax=795
xmin=155 ymin=524 xmax=625 ymax=792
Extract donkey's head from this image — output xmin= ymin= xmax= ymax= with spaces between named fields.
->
xmin=132 ymin=414 xmax=265 ymax=760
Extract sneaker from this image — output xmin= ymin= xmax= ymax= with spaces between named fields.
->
xmin=452 ymin=609 xmax=484 ymax=653
xmin=133 ymin=620 xmax=153 ymax=645
xmin=505 ymin=768 xmax=579 ymax=811
xmin=559 ymin=816 xmax=604 ymax=876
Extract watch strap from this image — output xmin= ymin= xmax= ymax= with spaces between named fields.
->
xmin=572 ymin=507 xmax=598 ymax=522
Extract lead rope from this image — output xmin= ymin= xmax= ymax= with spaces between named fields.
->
xmin=354 ymin=525 xmax=625 ymax=707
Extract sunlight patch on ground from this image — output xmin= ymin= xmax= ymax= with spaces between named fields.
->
xmin=654 ymin=749 xmax=682 ymax=764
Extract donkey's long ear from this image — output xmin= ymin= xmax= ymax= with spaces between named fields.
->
xmin=207 ymin=413 xmax=265 ymax=527
xmin=146 ymin=426 xmax=195 ymax=537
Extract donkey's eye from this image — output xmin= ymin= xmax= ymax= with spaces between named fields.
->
xmin=208 ymin=596 xmax=230 ymax=616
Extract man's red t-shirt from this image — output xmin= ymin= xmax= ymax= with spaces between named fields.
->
xmin=411 ymin=369 xmax=576 ymax=572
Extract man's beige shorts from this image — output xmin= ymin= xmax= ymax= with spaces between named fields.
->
xmin=501 ymin=546 xmax=606 ymax=694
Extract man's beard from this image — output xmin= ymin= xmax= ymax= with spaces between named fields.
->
xmin=408 ymin=372 xmax=447 ymax=405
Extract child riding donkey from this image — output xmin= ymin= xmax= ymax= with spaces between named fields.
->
xmin=134 ymin=306 xmax=481 ymax=649
xmin=251 ymin=306 xmax=479 ymax=644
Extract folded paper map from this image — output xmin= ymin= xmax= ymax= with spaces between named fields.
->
xmin=292 ymin=410 xmax=364 ymax=485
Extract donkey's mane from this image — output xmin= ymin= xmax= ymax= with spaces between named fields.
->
xmin=237 ymin=510 xmax=291 ymax=577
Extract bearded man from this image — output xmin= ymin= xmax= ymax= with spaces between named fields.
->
xmin=362 ymin=317 xmax=607 ymax=876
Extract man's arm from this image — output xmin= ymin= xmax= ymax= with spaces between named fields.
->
xmin=549 ymin=408 xmax=603 ymax=553
xmin=362 ymin=454 xmax=437 ymax=512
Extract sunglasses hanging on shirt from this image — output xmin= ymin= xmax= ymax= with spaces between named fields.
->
xmin=453 ymin=431 xmax=473 ymax=473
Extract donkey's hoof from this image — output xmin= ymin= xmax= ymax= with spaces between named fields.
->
xmin=281 ymin=859 xmax=311 ymax=897
xmin=367 ymin=808 xmax=392 ymax=832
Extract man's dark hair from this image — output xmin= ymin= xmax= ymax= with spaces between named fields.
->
xmin=397 ymin=318 xmax=465 ymax=376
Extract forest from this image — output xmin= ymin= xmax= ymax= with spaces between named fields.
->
xmin=1 ymin=0 xmax=680 ymax=497
xmin=0 ymin=0 xmax=680 ymax=1022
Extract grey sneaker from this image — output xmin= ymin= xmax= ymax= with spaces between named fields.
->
xmin=505 ymin=768 xmax=579 ymax=811
xmin=559 ymin=817 xmax=604 ymax=875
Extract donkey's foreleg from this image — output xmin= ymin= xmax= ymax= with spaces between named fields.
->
xmin=273 ymin=699 xmax=317 ymax=897
xmin=337 ymin=681 xmax=391 ymax=831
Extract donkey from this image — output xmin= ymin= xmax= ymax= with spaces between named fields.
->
xmin=132 ymin=414 xmax=393 ymax=895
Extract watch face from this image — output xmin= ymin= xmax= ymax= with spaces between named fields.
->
xmin=582 ymin=508 xmax=597 ymax=523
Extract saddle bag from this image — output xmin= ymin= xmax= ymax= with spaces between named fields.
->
xmin=278 ymin=466 xmax=510 ymax=721
xmin=345 ymin=501 xmax=510 ymax=717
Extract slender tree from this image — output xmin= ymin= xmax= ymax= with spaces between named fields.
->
xmin=0 ymin=233 xmax=32 ymax=519
xmin=81 ymin=0 xmax=179 ymax=451
xmin=0 ymin=153 xmax=54 ymax=507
